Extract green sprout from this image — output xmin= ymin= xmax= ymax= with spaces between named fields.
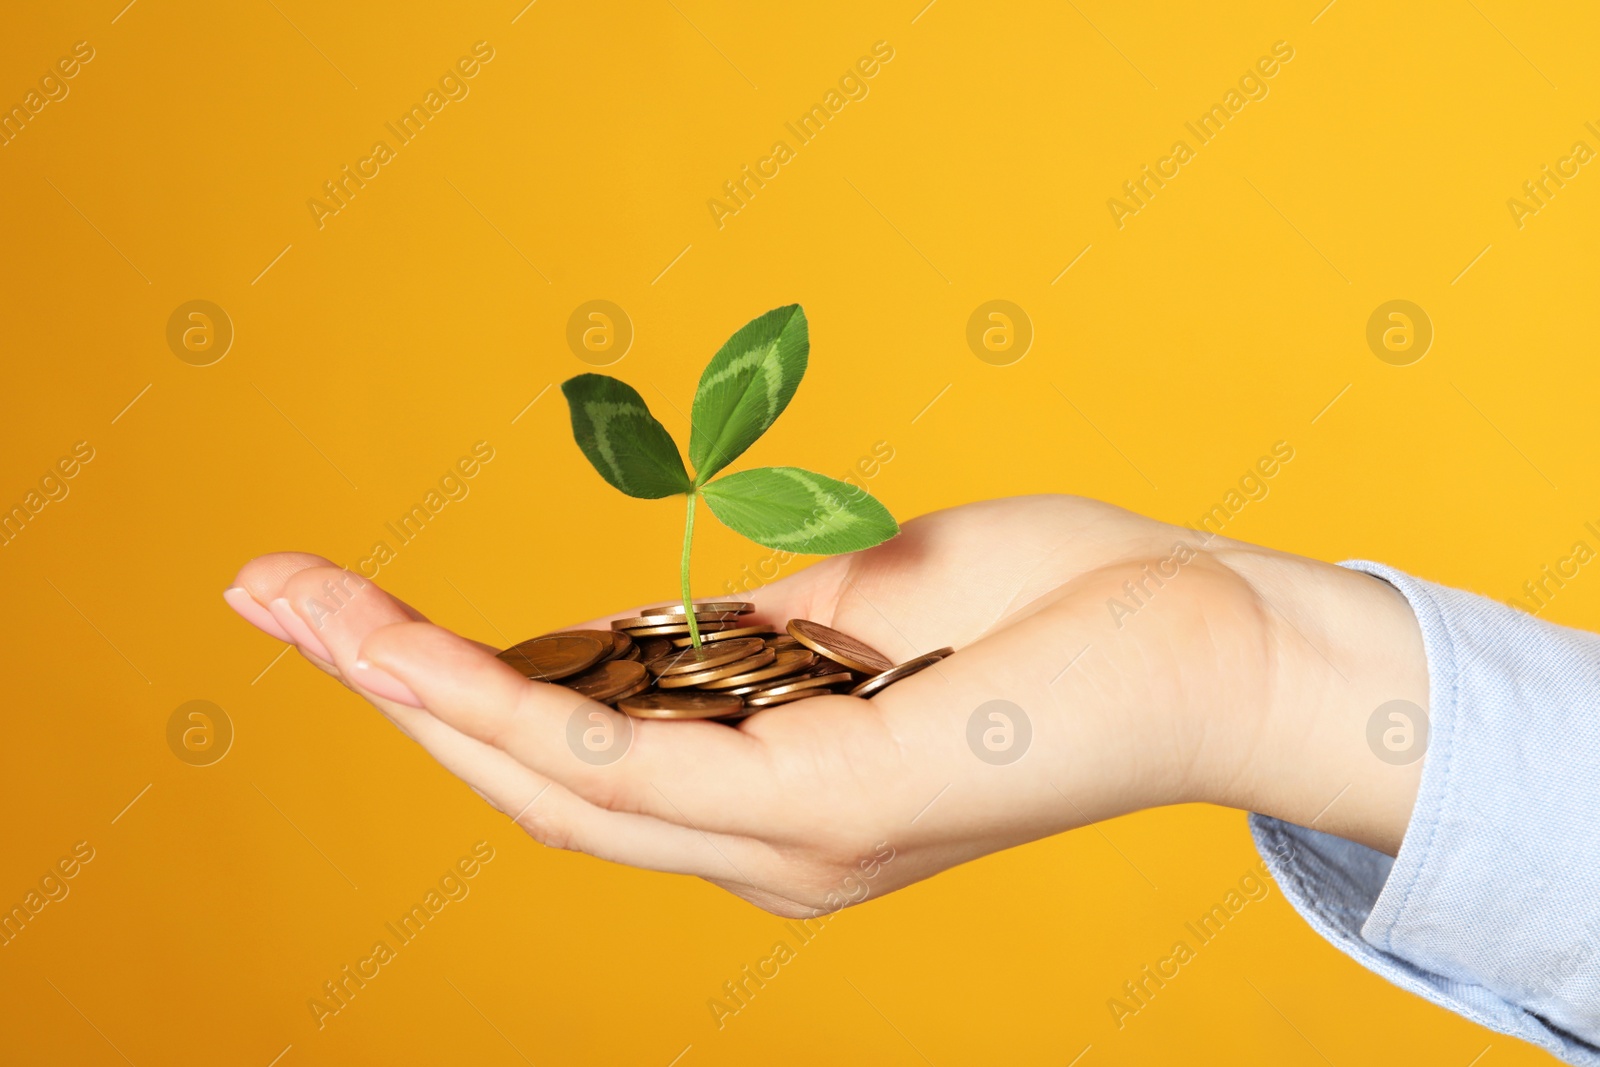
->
xmin=561 ymin=304 xmax=899 ymax=647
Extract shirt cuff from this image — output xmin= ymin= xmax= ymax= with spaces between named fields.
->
xmin=1250 ymin=560 xmax=1600 ymax=1066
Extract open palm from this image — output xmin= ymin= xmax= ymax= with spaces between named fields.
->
xmin=227 ymin=495 xmax=1282 ymax=916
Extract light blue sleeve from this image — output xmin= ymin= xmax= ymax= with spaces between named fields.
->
xmin=1249 ymin=560 xmax=1600 ymax=1065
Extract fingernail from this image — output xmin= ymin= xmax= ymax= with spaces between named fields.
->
xmin=269 ymin=597 xmax=334 ymax=661
xmin=223 ymin=587 xmax=293 ymax=642
xmin=353 ymin=659 xmax=424 ymax=707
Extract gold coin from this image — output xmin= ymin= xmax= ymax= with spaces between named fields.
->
xmin=609 ymin=673 xmax=653 ymax=702
xmin=786 ymin=619 xmax=894 ymax=675
xmin=634 ymin=637 xmax=674 ymax=663
xmin=698 ymin=649 xmax=817 ymax=690
xmin=548 ymin=629 xmax=635 ymax=662
xmin=848 ymin=647 xmax=955 ymax=698
xmin=616 ymin=690 xmax=744 ymax=720
xmin=639 ymin=602 xmax=755 ymax=616
xmin=497 ymin=633 xmax=607 ymax=681
xmin=710 ymin=704 xmax=761 ymax=723
xmin=669 ymin=625 xmax=777 ymax=648
xmin=744 ymin=687 xmax=831 ymax=709
xmin=611 ymin=611 xmax=742 ymax=631
xmin=647 ymin=637 xmax=767 ymax=677
xmin=720 ymin=679 xmax=784 ymax=697
xmin=764 ymin=634 xmax=804 ymax=651
xmin=560 ymin=659 xmax=649 ymax=702
xmin=615 ymin=619 xmax=739 ymax=637
xmin=748 ymin=670 xmax=853 ymax=698
xmin=656 ymin=648 xmax=777 ymax=688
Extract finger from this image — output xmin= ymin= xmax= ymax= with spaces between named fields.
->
xmin=271 ymin=569 xmax=773 ymax=881
xmin=281 ymin=564 xmax=453 ymax=704
xmin=222 ymin=586 xmax=293 ymax=642
xmin=274 ymin=567 xmax=778 ymax=881
xmin=358 ymin=620 xmax=800 ymax=836
xmin=224 ymin=552 xmax=430 ymax=653
xmin=377 ymin=695 xmax=771 ymax=881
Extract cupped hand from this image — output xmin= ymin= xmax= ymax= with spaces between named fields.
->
xmin=224 ymin=495 xmax=1418 ymax=916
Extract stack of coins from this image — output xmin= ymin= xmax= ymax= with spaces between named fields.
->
xmin=495 ymin=602 xmax=954 ymax=723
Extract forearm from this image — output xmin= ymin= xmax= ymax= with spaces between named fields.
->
xmin=1226 ymin=553 xmax=1600 ymax=1061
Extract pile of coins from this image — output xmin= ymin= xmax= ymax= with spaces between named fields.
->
xmin=496 ymin=601 xmax=953 ymax=722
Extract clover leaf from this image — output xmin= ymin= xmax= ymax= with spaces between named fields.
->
xmin=562 ymin=305 xmax=898 ymax=646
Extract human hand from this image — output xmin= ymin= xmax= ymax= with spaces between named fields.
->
xmin=224 ymin=495 xmax=1428 ymax=917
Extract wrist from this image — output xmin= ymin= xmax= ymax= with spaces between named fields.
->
xmin=1211 ymin=548 xmax=1430 ymax=855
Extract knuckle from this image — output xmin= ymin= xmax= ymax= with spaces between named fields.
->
xmin=237 ymin=552 xmax=337 ymax=599
xmin=749 ymin=896 xmax=818 ymax=920
xmin=577 ymin=771 xmax=637 ymax=816
xmin=282 ymin=564 xmax=343 ymax=603
xmin=467 ymin=785 xmax=505 ymax=815
xmin=483 ymin=686 xmax=541 ymax=754
xmin=517 ymin=811 xmax=582 ymax=853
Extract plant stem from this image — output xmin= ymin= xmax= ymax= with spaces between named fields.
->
xmin=681 ymin=490 xmax=701 ymax=648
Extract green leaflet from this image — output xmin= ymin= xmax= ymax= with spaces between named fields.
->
xmin=689 ymin=305 xmax=809 ymax=484
xmin=560 ymin=374 xmax=690 ymax=499
xmin=700 ymin=467 xmax=898 ymax=554
xmin=560 ymin=305 xmax=899 ymax=649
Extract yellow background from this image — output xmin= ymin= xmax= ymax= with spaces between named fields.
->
xmin=1 ymin=0 xmax=1592 ymax=1062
